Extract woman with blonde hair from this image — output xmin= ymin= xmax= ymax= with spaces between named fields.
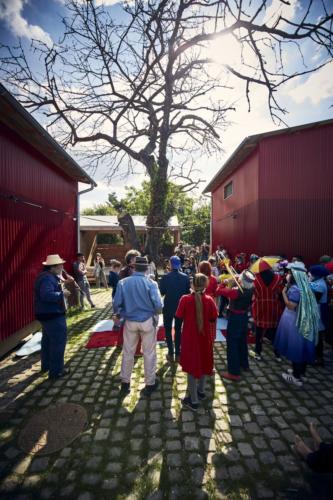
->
xmin=175 ymin=273 xmax=218 ymax=411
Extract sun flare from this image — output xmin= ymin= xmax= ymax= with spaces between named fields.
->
xmin=207 ymin=34 xmax=242 ymax=67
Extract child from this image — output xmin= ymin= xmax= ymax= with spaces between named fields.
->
xmin=182 ymin=258 xmax=193 ymax=277
xmin=216 ymin=270 xmax=255 ymax=381
xmin=108 ymin=260 xmax=121 ymax=299
xmin=175 ymin=273 xmax=218 ymax=411
xmin=208 ymin=257 xmax=219 ymax=278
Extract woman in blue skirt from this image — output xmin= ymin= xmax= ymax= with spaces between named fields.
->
xmin=274 ymin=262 xmax=320 ymax=387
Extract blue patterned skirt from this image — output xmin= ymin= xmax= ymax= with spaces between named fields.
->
xmin=274 ymin=308 xmax=316 ymax=364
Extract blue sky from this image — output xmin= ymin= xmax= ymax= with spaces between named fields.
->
xmin=1 ymin=0 xmax=332 ymax=209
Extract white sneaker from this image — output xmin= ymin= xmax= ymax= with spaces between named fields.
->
xmin=287 ymin=368 xmax=307 ymax=382
xmin=282 ymin=372 xmax=303 ymax=387
xmin=254 ymin=353 xmax=262 ymax=361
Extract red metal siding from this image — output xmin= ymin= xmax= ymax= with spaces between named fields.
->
xmin=0 ymin=124 xmax=78 ymax=343
xmin=258 ymin=123 xmax=333 ymax=262
xmin=211 ymin=150 xmax=259 ymax=255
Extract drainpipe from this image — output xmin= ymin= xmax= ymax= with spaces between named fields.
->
xmin=77 ymin=182 xmax=95 ymax=252
xmin=202 ymin=192 xmax=212 ymax=253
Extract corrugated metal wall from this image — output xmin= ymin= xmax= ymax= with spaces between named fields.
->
xmin=0 ymin=124 xmax=78 ymax=343
xmin=211 ymin=150 xmax=259 ymax=255
xmin=259 ymin=123 xmax=333 ymax=263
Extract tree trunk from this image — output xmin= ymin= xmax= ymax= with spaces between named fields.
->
xmin=117 ymin=212 xmax=141 ymax=252
xmin=145 ymin=165 xmax=168 ymax=262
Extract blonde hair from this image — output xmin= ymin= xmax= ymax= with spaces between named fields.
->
xmin=193 ymin=273 xmax=208 ymax=334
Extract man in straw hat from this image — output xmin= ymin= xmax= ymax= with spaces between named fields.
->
xmin=34 ymin=254 xmax=71 ymax=380
xmin=113 ymin=256 xmax=163 ymax=396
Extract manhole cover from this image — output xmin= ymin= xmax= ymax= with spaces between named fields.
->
xmin=18 ymin=403 xmax=88 ymax=455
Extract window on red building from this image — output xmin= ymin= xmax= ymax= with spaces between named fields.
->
xmin=224 ymin=181 xmax=233 ymax=199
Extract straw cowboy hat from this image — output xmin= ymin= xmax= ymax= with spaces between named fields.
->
xmin=42 ymin=254 xmax=66 ymax=266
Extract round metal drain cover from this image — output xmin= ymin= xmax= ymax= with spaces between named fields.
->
xmin=18 ymin=403 xmax=88 ymax=455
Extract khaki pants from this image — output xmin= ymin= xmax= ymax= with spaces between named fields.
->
xmin=121 ymin=317 xmax=156 ymax=386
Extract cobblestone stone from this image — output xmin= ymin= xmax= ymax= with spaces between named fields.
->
xmin=238 ymin=442 xmax=255 ymax=457
xmin=30 ymin=457 xmax=49 ymax=473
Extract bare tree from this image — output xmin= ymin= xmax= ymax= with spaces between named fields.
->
xmin=1 ymin=0 xmax=332 ymax=259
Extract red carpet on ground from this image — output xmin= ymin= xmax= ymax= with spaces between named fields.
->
xmin=85 ymin=325 xmax=255 ymax=349
xmin=86 ymin=326 xmax=168 ymax=349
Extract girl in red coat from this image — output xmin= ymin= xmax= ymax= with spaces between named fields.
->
xmin=176 ymin=273 xmax=218 ymax=411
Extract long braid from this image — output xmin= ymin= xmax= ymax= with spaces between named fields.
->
xmin=193 ymin=273 xmax=208 ymax=335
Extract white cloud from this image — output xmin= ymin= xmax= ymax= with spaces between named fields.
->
xmin=95 ymin=0 xmax=127 ymax=5
xmin=263 ymin=0 xmax=300 ymax=28
xmin=284 ymin=63 xmax=333 ymax=105
xmin=79 ymin=180 xmax=132 ymax=211
xmin=79 ymin=181 xmax=112 ymax=211
xmin=0 ymin=0 xmax=53 ymax=46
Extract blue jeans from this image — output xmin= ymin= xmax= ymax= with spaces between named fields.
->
xmin=41 ymin=315 xmax=67 ymax=378
xmin=226 ymin=312 xmax=249 ymax=376
xmin=163 ymin=314 xmax=183 ymax=356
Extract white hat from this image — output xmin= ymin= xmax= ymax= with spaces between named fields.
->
xmin=241 ymin=270 xmax=256 ymax=283
xmin=42 ymin=254 xmax=66 ymax=266
xmin=286 ymin=261 xmax=307 ymax=272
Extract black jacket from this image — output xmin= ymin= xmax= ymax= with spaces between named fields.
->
xmin=160 ymin=270 xmax=191 ymax=316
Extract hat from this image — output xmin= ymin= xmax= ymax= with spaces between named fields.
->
xmin=241 ymin=270 xmax=255 ymax=283
xmin=319 ymin=255 xmax=331 ymax=264
xmin=309 ymin=265 xmax=329 ymax=278
xmin=43 ymin=254 xmax=66 ymax=266
xmin=134 ymin=256 xmax=148 ymax=272
xmin=170 ymin=255 xmax=182 ymax=269
xmin=325 ymin=261 xmax=333 ymax=273
xmin=286 ymin=261 xmax=307 ymax=272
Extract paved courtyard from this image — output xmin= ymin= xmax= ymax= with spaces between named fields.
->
xmin=1 ymin=290 xmax=333 ymax=499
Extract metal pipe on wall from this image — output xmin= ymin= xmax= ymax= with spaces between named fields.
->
xmin=77 ymin=182 xmax=95 ymax=252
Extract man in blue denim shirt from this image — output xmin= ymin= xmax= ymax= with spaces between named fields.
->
xmin=113 ymin=256 xmax=162 ymax=395
xmin=34 ymin=254 xmax=71 ymax=379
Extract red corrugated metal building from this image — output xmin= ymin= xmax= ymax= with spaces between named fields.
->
xmin=0 ymin=84 xmax=96 ymax=356
xmin=204 ymin=119 xmax=333 ymax=263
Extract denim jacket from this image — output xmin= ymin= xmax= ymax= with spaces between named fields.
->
xmin=34 ymin=271 xmax=66 ymax=321
xmin=113 ymin=272 xmax=162 ymax=322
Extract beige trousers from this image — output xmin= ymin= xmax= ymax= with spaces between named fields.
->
xmin=121 ymin=317 xmax=156 ymax=386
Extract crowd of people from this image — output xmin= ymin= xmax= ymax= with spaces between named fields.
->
xmin=33 ymin=243 xmax=333 ymax=474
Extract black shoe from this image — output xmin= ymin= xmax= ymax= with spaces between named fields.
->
xmin=91 ymin=304 xmax=96 ymax=308
xmin=120 ymin=382 xmax=130 ymax=394
xmin=49 ymin=368 xmax=70 ymax=380
xmin=182 ymin=397 xmax=198 ymax=412
xmin=197 ymin=390 xmax=206 ymax=401
xmin=142 ymin=379 xmax=159 ymax=396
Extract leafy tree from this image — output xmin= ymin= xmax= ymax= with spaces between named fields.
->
xmin=108 ymin=181 xmax=193 ymax=222
xmin=181 ymin=201 xmax=211 ymax=247
xmin=83 ymin=181 xmax=210 ymax=246
xmin=82 ymin=204 xmax=117 ymax=216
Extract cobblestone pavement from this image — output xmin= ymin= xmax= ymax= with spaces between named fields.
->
xmin=1 ymin=290 xmax=333 ymax=499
